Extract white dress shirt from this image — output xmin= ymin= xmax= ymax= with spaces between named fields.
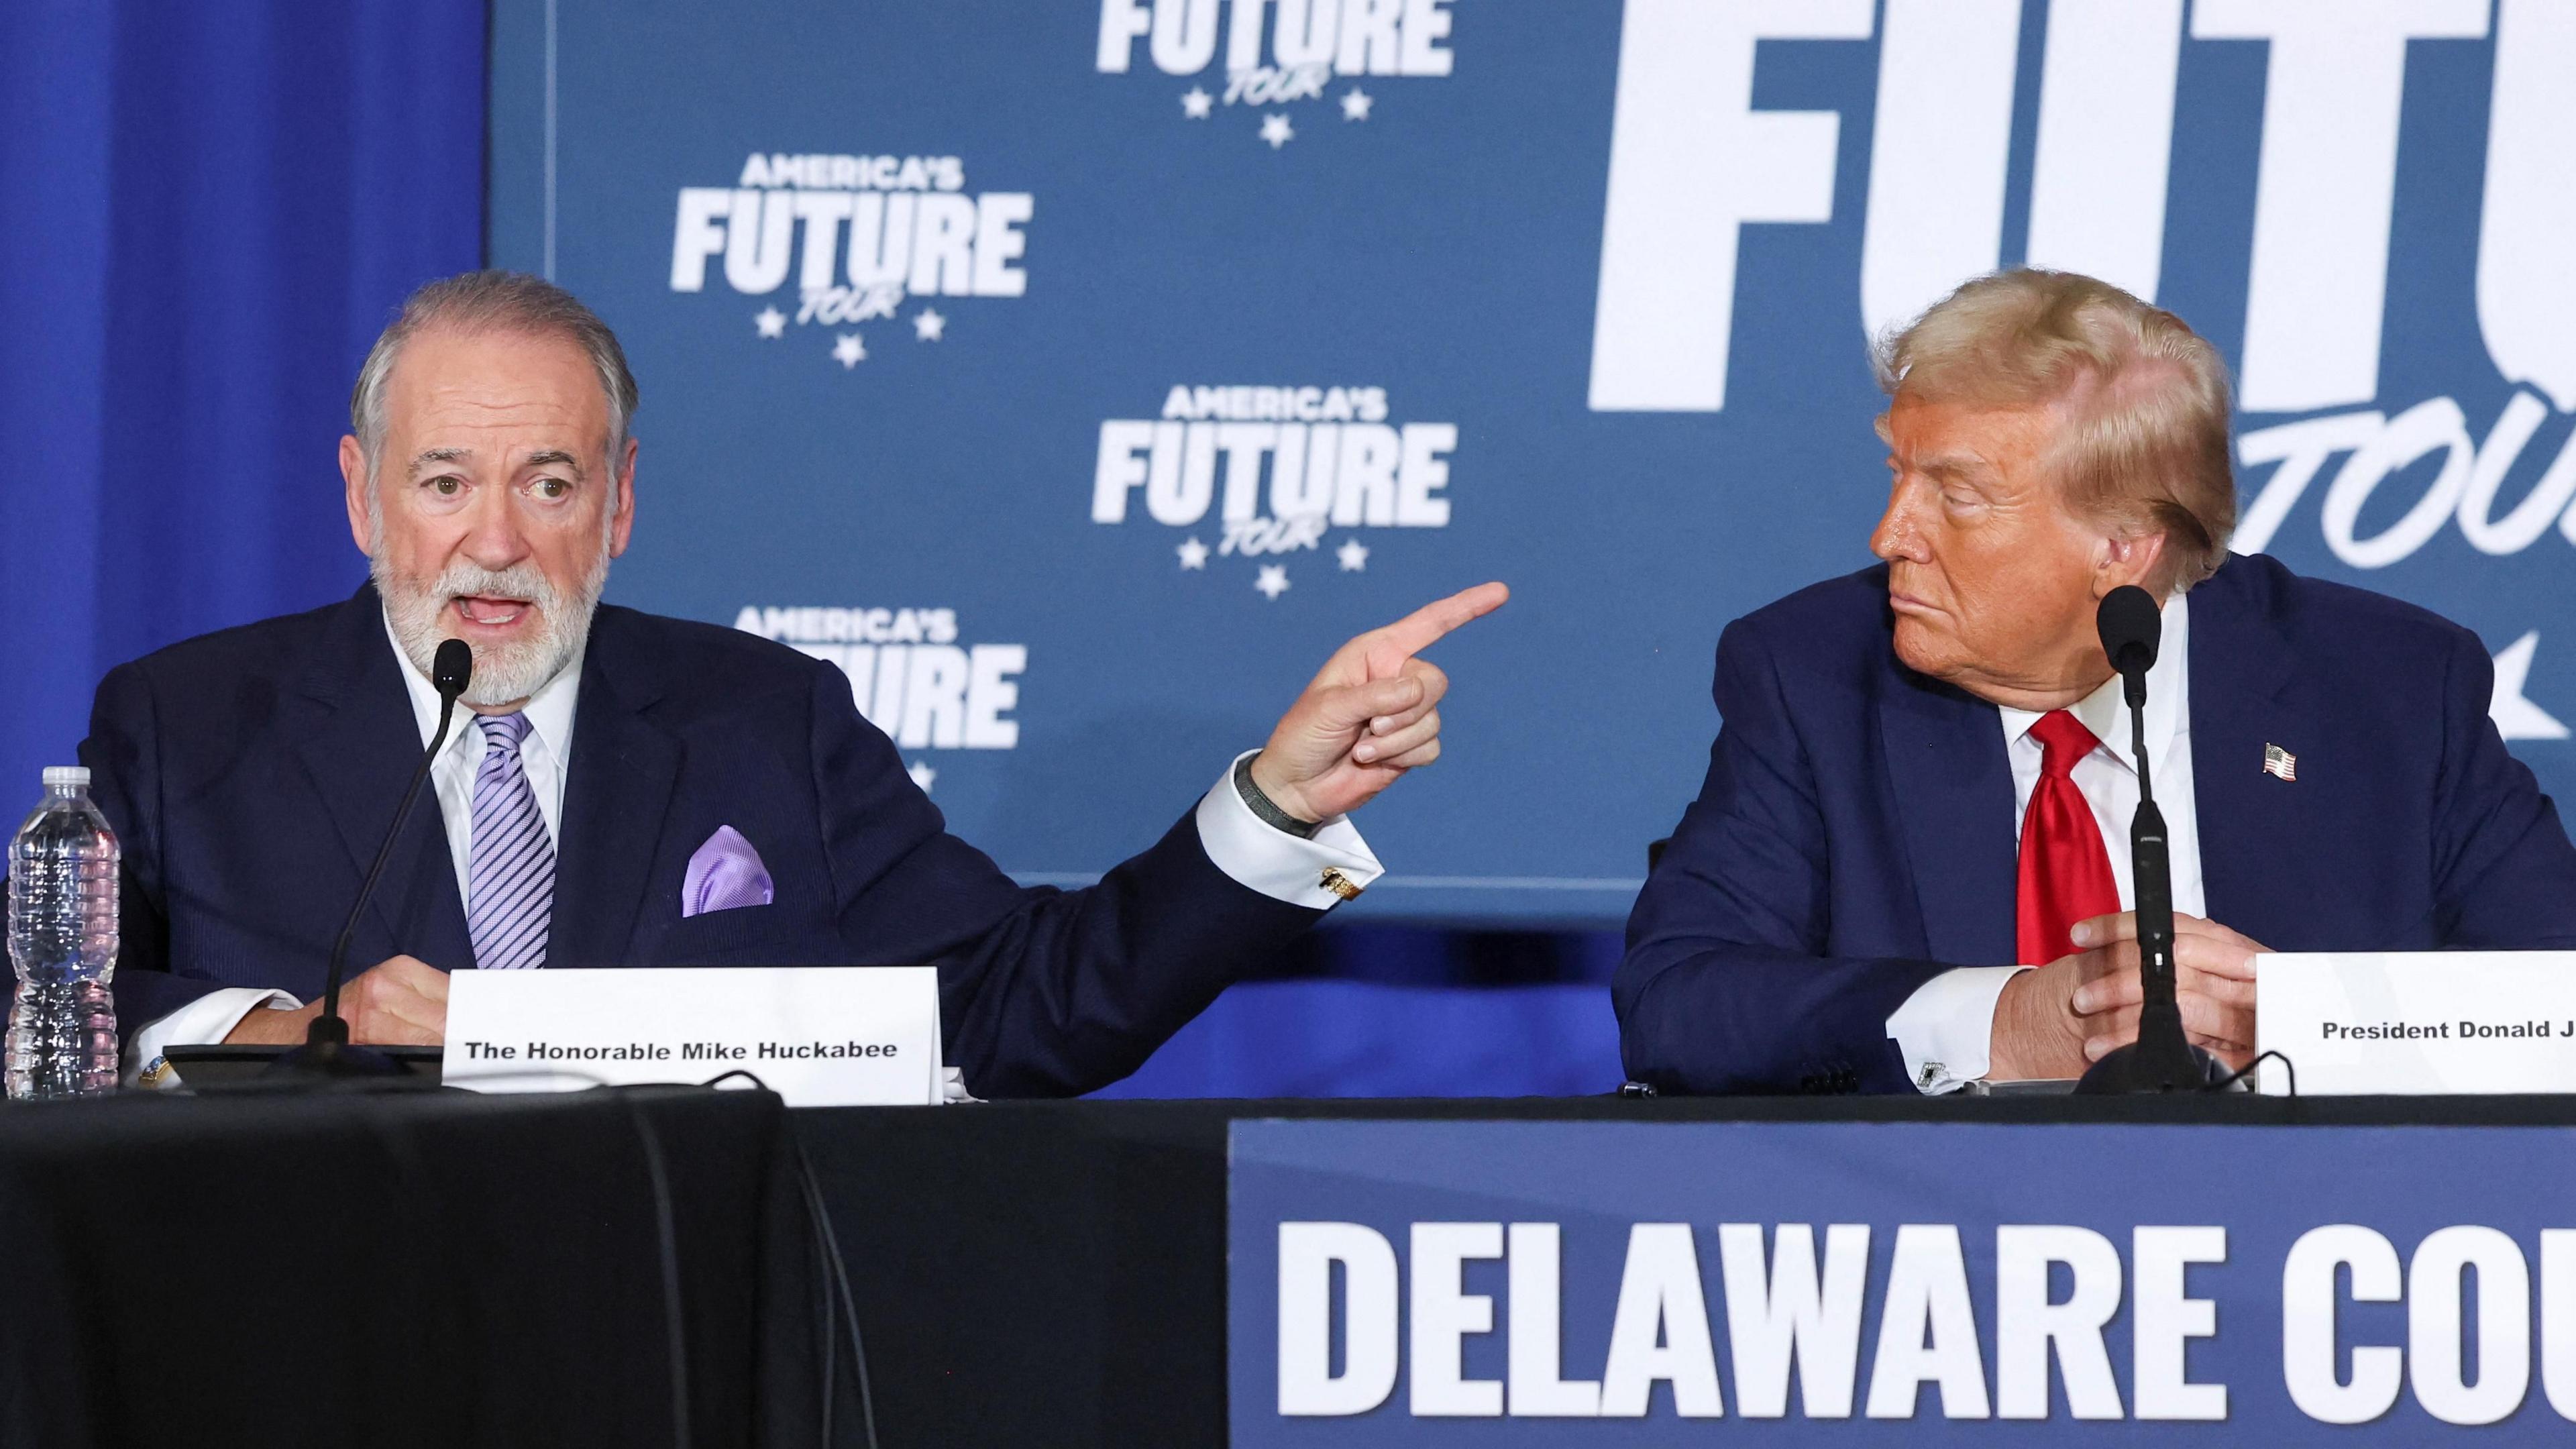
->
xmin=400 ymin=619 xmax=584 ymax=898
xmin=1885 ymin=592 xmax=2205 ymax=1093
xmin=129 ymin=611 xmax=1381 ymax=1083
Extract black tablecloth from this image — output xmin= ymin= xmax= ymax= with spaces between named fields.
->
xmin=11 ymin=1089 xmax=2573 ymax=1446
xmin=798 ymin=1092 xmax=2576 ymax=1446
xmin=0 ymin=1085 xmax=822 ymax=1449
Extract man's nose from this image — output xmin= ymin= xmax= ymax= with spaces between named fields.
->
xmin=459 ymin=489 xmax=533 ymax=572
xmin=1870 ymin=486 xmax=1929 ymax=564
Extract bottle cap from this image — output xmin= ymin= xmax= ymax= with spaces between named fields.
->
xmin=42 ymin=767 xmax=90 ymax=790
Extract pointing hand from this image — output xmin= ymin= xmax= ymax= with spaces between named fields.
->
xmin=1246 ymin=582 xmax=1511 ymax=822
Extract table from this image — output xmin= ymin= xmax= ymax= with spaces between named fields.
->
xmin=0 ymin=1085 xmax=824 ymax=1449
xmin=798 ymin=1093 xmax=2576 ymax=1445
xmin=11 ymin=1090 xmax=2570 ymax=1445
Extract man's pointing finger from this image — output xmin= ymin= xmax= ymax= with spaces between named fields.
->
xmin=1376 ymin=581 xmax=1509 ymax=659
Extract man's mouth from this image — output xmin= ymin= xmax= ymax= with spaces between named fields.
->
xmin=451 ymin=595 xmax=536 ymax=628
xmin=1888 ymin=590 xmax=1941 ymax=616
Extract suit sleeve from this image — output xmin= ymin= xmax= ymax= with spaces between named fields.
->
xmin=74 ymin=662 xmax=225 ymax=1028
xmin=796 ymin=658 xmax=1325 ymax=1097
xmin=2428 ymin=627 xmax=2576 ymax=948
xmin=1616 ymin=621 xmax=1949 ymax=1095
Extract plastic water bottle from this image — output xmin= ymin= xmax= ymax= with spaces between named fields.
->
xmin=6 ymin=767 xmax=120 ymax=1099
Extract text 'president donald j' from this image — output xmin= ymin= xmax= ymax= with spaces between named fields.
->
xmin=1619 ymin=268 xmax=2576 ymax=1096
xmin=81 ymin=270 xmax=1506 ymax=1093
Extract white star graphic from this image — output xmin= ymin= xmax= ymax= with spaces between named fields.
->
xmin=1336 ymin=537 xmax=1368 ymax=572
xmin=1260 ymin=113 xmax=1295 ymax=148
xmin=1181 ymin=87 xmax=1214 ymax=119
xmin=2491 ymin=631 xmax=2569 ymax=741
xmin=912 ymin=307 xmax=946 ymax=341
xmin=906 ymin=759 xmax=937 ymax=793
xmin=753 ymin=307 xmax=786 ymax=339
xmin=1177 ymin=537 xmax=1210 ymax=570
xmin=832 ymin=333 xmax=865 ymax=368
xmin=1255 ymin=564 xmax=1291 ymax=600
xmin=1340 ymin=88 xmax=1373 ymax=121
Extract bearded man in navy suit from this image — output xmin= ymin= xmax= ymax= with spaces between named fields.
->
xmin=1619 ymin=268 xmax=2576 ymax=1096
xmin=79 ymin=271 xmax=1505 ymax=1095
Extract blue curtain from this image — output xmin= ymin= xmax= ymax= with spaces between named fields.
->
xmin=0 ymin=0 xmax=486 ymax=800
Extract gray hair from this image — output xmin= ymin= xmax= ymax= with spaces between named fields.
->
xmin=350 ymin=270 xmax=640 ymax=483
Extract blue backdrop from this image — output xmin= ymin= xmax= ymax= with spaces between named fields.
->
xmin=475 ymin=0 xmax=2576 ymax=1093
xmin=482 ymin=0 xmax=2576 ymax=928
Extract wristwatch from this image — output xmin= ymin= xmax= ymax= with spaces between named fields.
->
xmin=1234 ymin=753 xmax=1320 ymax=839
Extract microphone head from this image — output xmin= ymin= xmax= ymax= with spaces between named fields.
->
xmin=2096 ymin=586 xmax=2161 ymax=678
xmin=432 ymin=639 xmax=474 ymax=699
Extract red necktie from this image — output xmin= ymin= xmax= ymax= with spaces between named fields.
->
xmin=2015 ymin=710 xmax=2121 ymax=965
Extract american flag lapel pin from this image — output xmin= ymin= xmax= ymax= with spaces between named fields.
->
xmin=2263 ymin=743 xmax=2298 ymax=782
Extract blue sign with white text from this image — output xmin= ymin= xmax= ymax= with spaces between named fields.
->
xmin=490 ymin=1 xmax=2576 ymax=924
xmin=1228 ymin=1119 xmax=2576 ymax=1442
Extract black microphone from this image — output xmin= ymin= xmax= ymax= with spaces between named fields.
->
xmin=2097 ymin=584 xmax=2159 ymax=706
xmin=2076 ymin=586 xmax=2221 ymax=1093
xmin=270 ymin=638 xmax=471 ymax=1079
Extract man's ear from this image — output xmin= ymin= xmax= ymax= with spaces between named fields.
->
xmin=606 ymin=435 xmax=639 ymax=559
xmin=339 ymin=435 xmax=372 ymax=557
xmin=2092 ymin=527 xmax=2170 ymax=598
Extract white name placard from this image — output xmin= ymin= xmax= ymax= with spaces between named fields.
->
xmin=2255 ymin=951 xmax=2576 ymax=1095
xmin=441 ymin=966 xmax=944 ymax=1106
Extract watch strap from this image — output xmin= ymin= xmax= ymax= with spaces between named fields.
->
xmin=1234 ymin=753 xmax=1321 ymax=839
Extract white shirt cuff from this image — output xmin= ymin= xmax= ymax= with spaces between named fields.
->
xmin=1884 ymin=965 xmax=2027 ymax=1095
xmin=125 ymin=987 xmax=301 ymax=1089
xmin=1193 ymin=750 xmax=1385 ymax=910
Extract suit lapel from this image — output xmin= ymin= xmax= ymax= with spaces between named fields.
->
xmin=1877 ymin=661 xmax=2020 ymax=966
xmin=286 ymin=588 xmax=473 ymax=969
xmin=549 ymin=608 xmax=683 ymax=969
xmin=2186 ymin=560 xmax=2308 ymax=950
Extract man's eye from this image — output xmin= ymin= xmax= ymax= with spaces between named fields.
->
xmin=532 ymin=477 xmax=571 ymax=500
xmin=428 ymin=476 xmax=464 ymax=497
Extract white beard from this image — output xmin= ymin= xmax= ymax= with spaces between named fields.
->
xmin=374 ymin=551 xmax=606 ymax=707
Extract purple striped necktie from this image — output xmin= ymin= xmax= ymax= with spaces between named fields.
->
xmin=466 ymin=712 xmax=553 ymax=971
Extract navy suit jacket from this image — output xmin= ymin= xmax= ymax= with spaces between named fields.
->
xmin=71 ymin=586 xmax=1322 ymax=1096
xmin=1619 ymin=554 xmax=2576 ymax=1096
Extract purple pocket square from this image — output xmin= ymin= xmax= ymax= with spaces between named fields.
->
xmin=682 ymin=826 xmax=775 ymax=918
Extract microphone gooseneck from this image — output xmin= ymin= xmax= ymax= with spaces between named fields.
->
xmin=273 ymin=638 xmax=471 ymax=1078
xmin=2096 ymin=584 xmax=2161 ymax=802
xmin=2076 ymin=587 xmax=2220 ymax=1093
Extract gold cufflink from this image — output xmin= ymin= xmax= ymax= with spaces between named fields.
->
xmin=1320 ymin=867 xmax=1362 ymax=902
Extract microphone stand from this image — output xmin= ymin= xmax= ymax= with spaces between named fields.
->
xmin=2075 ymin=667 xmax=2219 ymax=1093
xmin=267 ymin=645 xmax=470 ymax=1080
